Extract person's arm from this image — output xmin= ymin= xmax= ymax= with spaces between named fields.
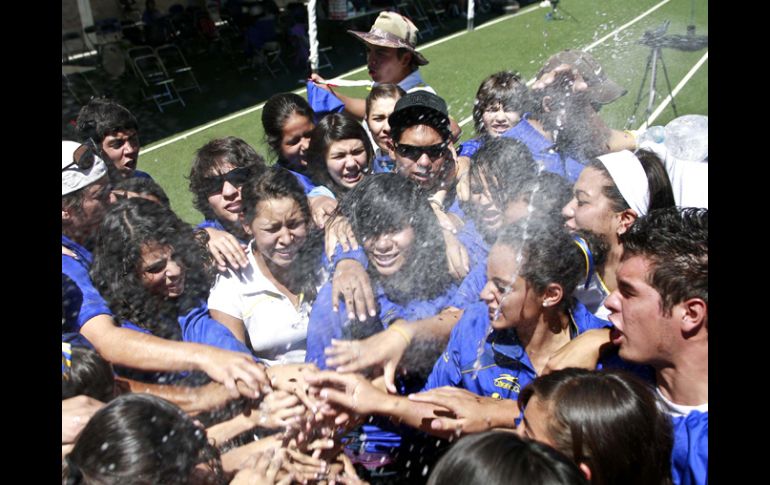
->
xmin=80 ymin=314 xmax=270 ymax=399
xmin=114 ymin=377 xmax=250 ymax=415
xmin=206 ymin=391 xmax=305 ymax=445
xmin=208 ymin=309 xmax=248 ymax=345
xmin=323 ymin=307 xmax=465 ymax=393
xmin=309 ymin=73 xmax=367 ymax=119
xmin=543 ymin=328 xmax=612 ymax=374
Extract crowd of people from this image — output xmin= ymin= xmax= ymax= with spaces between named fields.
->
xmin=62 ymin=11 xmax=708 ymax=485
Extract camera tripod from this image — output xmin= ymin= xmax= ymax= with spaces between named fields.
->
xmin=624 ymin=42 xmax=678 ymax=129
xmin=545 ymin=0 xmax=578 ymax=22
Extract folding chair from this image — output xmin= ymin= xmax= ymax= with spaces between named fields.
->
xmin=155 ymin=44 xmax=202 ymax=93
xmin=417 ymin=0 xmax=447 ymax=30
xmin=256 ymin=41 xmax=289 ymax=78
xmin=126 ymin=46 xmax=155 ymax=79
xmin=396 ymin=1 xmax=435 ymax=37
xmin=132 ymin=54 xmax=185 ymax=112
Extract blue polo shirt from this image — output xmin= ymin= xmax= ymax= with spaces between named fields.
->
xmin=671 ymin=410 xmax=708 ymax=485
xmin=423 ymin=300 xmax=610 ymax=398
xmin=62 ymin=235 xmax=112 ymax=342
xmin=458 ymin=137 xmax=482 ymax=158
xmin=502 ymin=114 xmax=585 ymax=183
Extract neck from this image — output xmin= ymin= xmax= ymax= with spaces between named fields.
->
xmin=518 ymin=308 xmax=571 ymax=365
xmin=253 ymin=245 xmax=293 ymax=289
xmin=62 ymin=227 xmax=91 ymax=250
xmin=599 ymin=242 xmax=625 ymax=292
xmin=656 ymin=339 xmax=709 ymax=406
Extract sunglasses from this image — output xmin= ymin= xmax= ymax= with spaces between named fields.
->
xmin=63 ymin=140 xmax=99 ymax=171
xmin=201 ymin=167 xmax=252 ymax=194
xmin=394 ymin=142 xmax=448 ymax=161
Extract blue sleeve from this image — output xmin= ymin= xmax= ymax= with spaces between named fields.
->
xmin=133 ymin=170 xmax=154 ymax=180
xmin=454 ymin=261 xmax=485 ymax=307
xmin=458 ymin=138 xmax=481 ymax=158
xmin=422 ymin=308 xmax=477 ymax=391
xmin=330 ymin=244 xmax=369 ymax=269
xmin=179 ymin=304 xmax=253 ymax=355
xmin=306 ymin=80 xmax=345 ymax=117
xmin=305 ymin=282 xmax=347 ymax=369
xmin=289 ymin=170 xmax=317 ymax=195
xmin=671 ymin=411 xmax=708 ymax=485
xmin=196 ymin=219 xmax=225 ymax=231
xmin=62 ymin=257 xmax=113 ymax=334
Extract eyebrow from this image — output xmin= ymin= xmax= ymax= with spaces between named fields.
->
xmin=617 ymin=279 xmax=637 ymax=296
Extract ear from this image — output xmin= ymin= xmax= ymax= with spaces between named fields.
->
xmin=578 ymin=462 xmax=592 ymax=481
xmin=616 ymin=208 xmax=638 ymax=236
xmin=399 ymin=51 xmax=412 ymax=67
xmin=541 ymin=95 xmax=553 ymax=113
xmin=541 ymin=282 xmax=564 ymax=308
xmin=679 ymin=297 xmax=708 ymax=336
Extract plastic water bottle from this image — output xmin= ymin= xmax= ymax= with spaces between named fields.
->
xmin=663 ymin=115 xmax=708 ymax=162
xmin=637 ymin=125 xmax=665 ymax=145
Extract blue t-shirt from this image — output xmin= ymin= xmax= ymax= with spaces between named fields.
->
xmin=423 ymin=300 xmax=610 ymax=398
xmin=458 ymin=137 xmax=483 ymax=158
xmin=502 ymin=114 xmax=585 ymax=183
xmin=134 ymin=169 xmax=153 ymax=180
xmin=61 ymin=235 xmax=112 ymax=338
xmin=671 ymin=410 xmax=708 ymax=485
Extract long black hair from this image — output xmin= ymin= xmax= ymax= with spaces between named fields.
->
xmin=63 ymin=393 xmax=225 ymax=485
xmin=261 ymin=92 xmax=314 ymax=161
xmin=91 ymin=198 xmax=214 ymax=340
xmin=336 ymin=173 xmax=452 ymax=302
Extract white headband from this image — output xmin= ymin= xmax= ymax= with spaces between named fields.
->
xmin=62 ymin=140 xmax=109 ymax=196
xmin=597 ymin=150 xmax=650 ymax=217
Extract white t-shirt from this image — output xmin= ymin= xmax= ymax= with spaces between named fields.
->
xmin=208 ymin=243 xmax=318 ymax=365
xmin=639 ymin=140 xmax=708 ymax=209
xmin=657 ymin=387 xmax=708 ymax=418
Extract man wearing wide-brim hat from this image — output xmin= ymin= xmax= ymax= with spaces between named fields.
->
xmin=310 ymin=11 xmax=435 ymax=119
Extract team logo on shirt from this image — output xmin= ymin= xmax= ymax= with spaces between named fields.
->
xmin=493 ymin=373 xmax=520 ymax=393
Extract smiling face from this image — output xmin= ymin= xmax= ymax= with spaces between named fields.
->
xmin=101 ymin=130 xmax=140 ymax=179
xmin=138 ymin=241 xmax=186 ymax=299
xmin=326 ymin=138 xmax=369 ymax=190
xmin=480 ymin=243 xmax=543 ymax=330
xmin=363 ymin=225 xmax=416 ymax=278
xmin=562 ymin=166 xmax=620 ymax=239
xmin=248 ymin=197 xmax=308 ymax=269
xmin=280 ymin=113 xmax=314 ymax=171
xmin=481 ymin=103 xmax=521 ymax=136
xmin=367 ymin=96 xmax=400 ymax=152
xmin=468 ymin=172 xmax=504 ymax=238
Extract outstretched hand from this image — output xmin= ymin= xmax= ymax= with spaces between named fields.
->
xmin=407 ymin=386 xmax=517 ymax=435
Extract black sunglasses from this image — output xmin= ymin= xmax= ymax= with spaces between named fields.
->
xmin=394 ymin=142 xmax=448 ymax=161
xmin=63 ymin=140 xmax=99 ymax=171
xmin=201 ymin=167 xmax=252 ymax=194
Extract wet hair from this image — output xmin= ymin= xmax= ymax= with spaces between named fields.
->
xmin=472 ymin=71 xmax=535 ymax=135
xmin=241 ymin=167 xmax=324 ymax=300
xmin=62 ymin=346 xmax=115 ymax=403
xmin=113 ymin=177 xmax=171 ymax=207
xmin=427 ymin=430 xmax=588 ymax=485
xmin=620 ymin=207 xmax=708 ymax=316
xmin=494 ymin=219 xmax=586 ymax=311
xmin=469 ymin=136 xmax=539 ymax=213
xmin=336 ymin=173 xmax=452 ymax=302
xmin=63 ymin=393 xmax=225 ymax=485
xmin=90 ymin=198 xmax=214 ymax=340
xmin=527 ymin=171 xmax=575 ymax=223
xmin=261 ymin=93 xmax=314 ymax=160
xmin=188 ymin=136 xmax=267 ymax=221
xmin=587 ymin=149 xmax=675 ymax=214
xmin=365 ymin=83 xmax=406 ymax=117
xmin=76 ymin=97 xmax=139 ymax=145
xmin=305 ymin=112 xmax=374 ymax=198
xmin=518 ymin=368 xmax=674 ymax=485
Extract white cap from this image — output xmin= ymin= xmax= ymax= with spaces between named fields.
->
xmin=62 ymin=140 xmax=108 ymax=196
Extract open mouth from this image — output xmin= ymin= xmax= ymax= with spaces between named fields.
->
xmin=341 ymin=170 xmax=363 ymax=184
xmin=372 ymin=252 xmax=399 ymax=268
xmin=609 ymin=326 xmax=623 ymax=345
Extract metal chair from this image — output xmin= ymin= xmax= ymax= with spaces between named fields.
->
xmin=132 ymin=53 xmax=185 ymax=112
xmin=396 ymin=1 xmax=435 ymax=37
xmin=126 ymin=46 xmax=155 ymax=79
xmin=255 ymin=41 xmax=289 ymax=78
xmin=155 ymin=44 xmax=202 ymax=93
xmin=417 ymin=0 xmax=448 ymax=30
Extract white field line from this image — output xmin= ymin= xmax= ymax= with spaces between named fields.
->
xmin=459 ymin=0 xmax=674 ymax=127
xmin=143 ymin=4 xmax=545 ymax=153
xmin=638 ymin=51 xmax=708 ymax=130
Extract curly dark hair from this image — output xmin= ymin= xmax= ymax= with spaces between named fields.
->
xmin=61 ymin=345 xmax=115 ymax=403
xmin=620 ymin=207 xmax=708 ymax=316
xmin=335 ymin=173 xmax=452 ymax=303
xmin=90 ymin=198 xmax=215 ymax=340
xmin=188 ymin=136 xmax=267 ymax=222
xmin=304 ymin=112 xmax=374 ymax=198
xmin=76 ymin=97 xmax=139 ymax=145
xmin=241 ymin=167 xmax=325 ymax=302
xmin=63 ymin=393 xmax=226 ymax=485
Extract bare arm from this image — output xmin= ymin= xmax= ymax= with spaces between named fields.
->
xmin=309 ymin=73 xmax=366 ymax=119
xmin=81 ymin=314 xmax=270 ymax=399
xmin=209 ymin=309 xmax=248 ymax=344
xmin=114 ymin=377 xmax=249 ymax=415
